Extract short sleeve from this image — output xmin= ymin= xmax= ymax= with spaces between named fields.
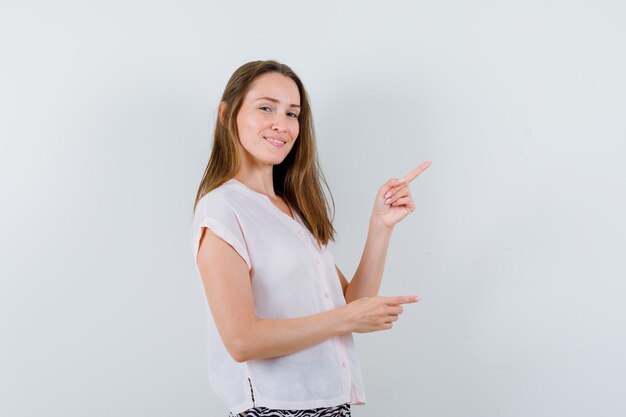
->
xmin=190 ymin=196 xmax=252 ymax=271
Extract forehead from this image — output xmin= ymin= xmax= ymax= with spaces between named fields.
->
xmin=245 ymin=72 xmax=300 ymax=104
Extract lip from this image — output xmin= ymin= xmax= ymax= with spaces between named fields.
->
xmin=263 ymin=136 xmax=287 ymax=147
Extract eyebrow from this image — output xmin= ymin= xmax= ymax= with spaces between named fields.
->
xmin=255 ymin=96 xmax=301 ymax=108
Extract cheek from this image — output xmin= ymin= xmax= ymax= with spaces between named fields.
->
xmin=239 ymin=114 xmax=266 ymax=141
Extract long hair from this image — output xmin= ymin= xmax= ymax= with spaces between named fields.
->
xmin=192 ymin=60 xmax=336 ymax=247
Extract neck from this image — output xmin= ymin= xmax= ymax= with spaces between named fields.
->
xmin=233 ymin=169 xmax=277 ymax=199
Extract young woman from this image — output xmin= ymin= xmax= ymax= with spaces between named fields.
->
xmin=190 ymin=60 xmax=431 ymax=417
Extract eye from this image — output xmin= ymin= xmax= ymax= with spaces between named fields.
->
xmin=260 ymin=106 xmax=299 ymax=119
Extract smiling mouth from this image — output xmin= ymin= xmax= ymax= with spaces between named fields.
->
xmin=263 ymin=136 xmax=287 ymax=145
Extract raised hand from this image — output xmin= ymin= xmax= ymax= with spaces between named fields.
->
xmin=372 ymin=161 xmax=432 ymax=229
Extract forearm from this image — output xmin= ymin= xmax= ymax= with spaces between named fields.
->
xmin=345 ymin=217 xmax=394 ymax=303
xmin=237 ymin=307 xmax=349 ymax=362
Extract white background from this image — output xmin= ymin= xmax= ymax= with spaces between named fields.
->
xmin=1 ymin=1 xmax=625 ymax=416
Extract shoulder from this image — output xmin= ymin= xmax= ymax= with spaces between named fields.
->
xmin=190 ymin=181 xmax=253 ymax=269
xmin=193 ymin=180 xmax=251 ymax=222
xmin=196 ymin=182 xmax=232 ymax=212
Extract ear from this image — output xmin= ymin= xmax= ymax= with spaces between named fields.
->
xmin=218 ymin=101 xmax=228 ymax=126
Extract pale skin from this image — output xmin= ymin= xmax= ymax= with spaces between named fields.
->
xmin=197 ymin=72 xmax=432 ymax=362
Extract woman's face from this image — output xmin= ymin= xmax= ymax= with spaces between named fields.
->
xmin=234 ymin=72 xmax=301 ymax=167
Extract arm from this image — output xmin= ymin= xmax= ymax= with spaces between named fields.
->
xmin=342 ymin=218 xmax=394 ymax=304
xmin=197 ymin=227 xmax=350 ymax=363
xmin=335 ymin=265 xmax=349 ymax=298
xmin=342 ymin=162 xmax=432 ymax=304
xmin=198 ymin=226 xmax=418 ymax=361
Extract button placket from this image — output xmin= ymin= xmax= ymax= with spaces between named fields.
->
xmin=293 ymin=223 xmax=332 ymax=305
xmin=334 ymin=337 xmax=352 ymax=391
xmin=297 ymin=221 xmax=352 ymax=391
xmin=293 ymin=219 xmax=346 ymax=388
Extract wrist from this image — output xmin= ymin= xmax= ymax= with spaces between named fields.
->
xmin=333 ymin=305 xmax=352 ymax=335
xmin=369 ymin=215 xmax=394 ymax=234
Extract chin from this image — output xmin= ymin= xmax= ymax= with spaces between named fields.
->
xmin=266 ymin=152 xmax=291 ymax=165
xmin=269 ymin=157 xmax=288 ymax=165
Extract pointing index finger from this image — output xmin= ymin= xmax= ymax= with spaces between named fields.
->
xmin=384 ymin=295 xmax=421 ymax=305
xmin=402 ymin=160 xmax=432 ymax=183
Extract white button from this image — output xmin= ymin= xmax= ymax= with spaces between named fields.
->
xmin=325 ymin=292 xmax=330 ymax=298
xmin=342 ymin=362 xmax=347 ymax=368
xmin=315 ymin=257 xmax=321 ymax=264
xmin=298 ymin=229 xmax=305 ymax=236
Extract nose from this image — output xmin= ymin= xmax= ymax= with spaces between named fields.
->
xmin=271 ymin=122 xmax=287 ymax=133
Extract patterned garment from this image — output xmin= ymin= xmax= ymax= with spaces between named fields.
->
xmin=228 ymin=403 xmax=351 ymax=417
xmin=228 ymin=379 xmax=351 ymax=417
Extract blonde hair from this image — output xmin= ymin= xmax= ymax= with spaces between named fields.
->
xmin=192 ymin=60 xmax=336 ymax=247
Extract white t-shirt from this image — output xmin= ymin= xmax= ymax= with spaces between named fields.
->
xmin=189 ymin=178 xmax=367 ymax=415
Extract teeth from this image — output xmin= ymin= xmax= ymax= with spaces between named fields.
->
xmin=265 ymin=137 xmax=285 ymax=144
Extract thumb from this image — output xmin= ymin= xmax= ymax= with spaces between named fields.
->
xmin=379 ymin=178 xmax=405 ymax=198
